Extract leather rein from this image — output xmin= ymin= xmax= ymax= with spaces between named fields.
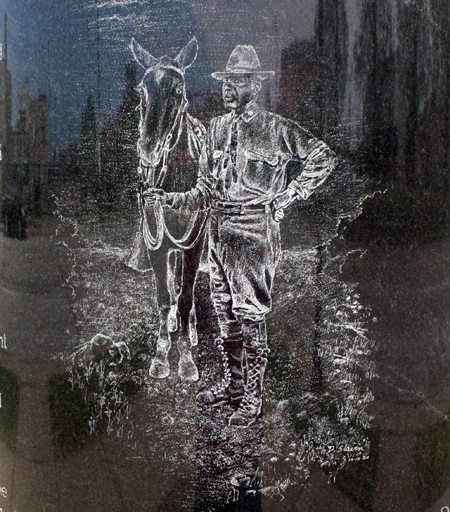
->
xmin=137 ymin=102 xmax=208 ymax=251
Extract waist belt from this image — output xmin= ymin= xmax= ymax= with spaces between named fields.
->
xmin=212 ymin=201 xmax=269 ymax=215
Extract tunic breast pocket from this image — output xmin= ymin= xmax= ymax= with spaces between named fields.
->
xmin=243 ymin=150 xmax=278 ymax=192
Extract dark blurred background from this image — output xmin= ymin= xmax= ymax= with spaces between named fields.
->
xmin=0 ymin=0 xmax=447 ymax=244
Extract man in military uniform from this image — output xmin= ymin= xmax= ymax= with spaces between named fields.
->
xmin=146 ymin=45 xmax=336 ymax=428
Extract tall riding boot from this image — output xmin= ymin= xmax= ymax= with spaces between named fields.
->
xmin=229 ymin=322 xmax=269 ymax=428
xmin=197 ymin=329 xmax=245 ymax=408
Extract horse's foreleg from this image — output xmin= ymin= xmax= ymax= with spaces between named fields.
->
xmin=148 ymin=250 xmax=172 ymax=379
xmin=189 ymin=308 xmax=198 ymax=347
xmin=176 ymin=244 xmax=203 ymax=382
xmin=166 ymin=249 xmax=182 ymax=333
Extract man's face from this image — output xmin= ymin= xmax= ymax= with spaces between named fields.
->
xmin=222 ymin=75 xmax=260 ymax=113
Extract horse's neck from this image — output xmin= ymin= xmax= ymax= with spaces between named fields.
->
xmin=153 ymin=113 xmax=201 ymax=193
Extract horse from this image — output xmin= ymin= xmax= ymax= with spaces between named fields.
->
xmin=126 ymin=37 xmax=208 ymax=382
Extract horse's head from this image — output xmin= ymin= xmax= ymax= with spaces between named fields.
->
xmin=130 ymin=37 xmax=198 ymax=167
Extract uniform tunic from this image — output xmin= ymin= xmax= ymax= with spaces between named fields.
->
xmin=170 ymin=101 xmax=336 ymax=324
xmin=207 ymin=101 xmax=335 ymax=205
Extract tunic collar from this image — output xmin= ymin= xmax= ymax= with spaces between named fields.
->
xmin=231 ymin=100 xmax=262 ymax=124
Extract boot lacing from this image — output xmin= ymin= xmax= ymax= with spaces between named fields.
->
xmin=209 ymin=338 xmax=232 ymax=395
xmin=238 ymin=347 xmax=269 ymax=412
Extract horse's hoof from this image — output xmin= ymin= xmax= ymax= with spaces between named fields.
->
xmin=178 ymin=354 xmax=199 ymax=382
xmin=149 ymin=356 xmax=170 ymax=379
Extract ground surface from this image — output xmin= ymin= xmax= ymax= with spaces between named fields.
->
xmin=1 ymin=211 xmax=450 ymax=510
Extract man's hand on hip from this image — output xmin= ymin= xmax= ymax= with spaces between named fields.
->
xmin=271 ymin=188 xmax=297 ymax=221
xmin=273 ymin=208 xmax=285 ymax=222
xmin=273 ymin=188 xmax=297 ymax=210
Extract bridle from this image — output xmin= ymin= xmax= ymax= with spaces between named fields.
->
xmin=136 ymin=73 xmax=208 ymax=251
xmin=138 ymin=91 xmax=186 ymax=190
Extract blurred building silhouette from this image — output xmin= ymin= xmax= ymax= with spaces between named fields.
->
xmin=278 ymin=40 xmax=316 ymax=130
xmin=11 ymin=78 xmax=48 ymax=214
xmin=0 ymin=14 xmax=48 ymax=215
xmin=278 ymin=0 xmax=348 ymax=152
xmin=0 ymin=14 xmax=12 ymax=199
xmin=187 ymin=89 xmax=225 ymax=127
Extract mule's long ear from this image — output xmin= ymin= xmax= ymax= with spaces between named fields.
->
xmin=175 ymin=37 xmax=198 ymax=70
xmin=130 ymin=38 xmax=159 ymax=69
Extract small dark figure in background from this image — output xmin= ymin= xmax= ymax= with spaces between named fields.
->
xmin=2 ymin=192 xmax=26 ymax=238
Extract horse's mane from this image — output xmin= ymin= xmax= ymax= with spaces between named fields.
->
xmin=185 ymin=113 xmax=206 ymax=141
xmin=183 ymin=112 xmax=206 ymax=159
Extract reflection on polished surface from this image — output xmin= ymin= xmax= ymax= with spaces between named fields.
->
xmin=0 ymin=0 xmax=450 ymax=508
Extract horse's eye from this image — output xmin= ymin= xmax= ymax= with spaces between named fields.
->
xmin=175 ymin=86 xmax=182 ymax=95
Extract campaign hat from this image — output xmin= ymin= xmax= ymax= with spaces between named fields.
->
xmin=212 ymin=45 xmax=274 ymax=80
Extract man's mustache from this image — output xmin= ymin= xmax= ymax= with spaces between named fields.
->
xmin=223 ymin=92 xmax=252 ymax=103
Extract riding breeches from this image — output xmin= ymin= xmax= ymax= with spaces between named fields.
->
xmin=208 ymin=208 xmax=282 ymax=326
